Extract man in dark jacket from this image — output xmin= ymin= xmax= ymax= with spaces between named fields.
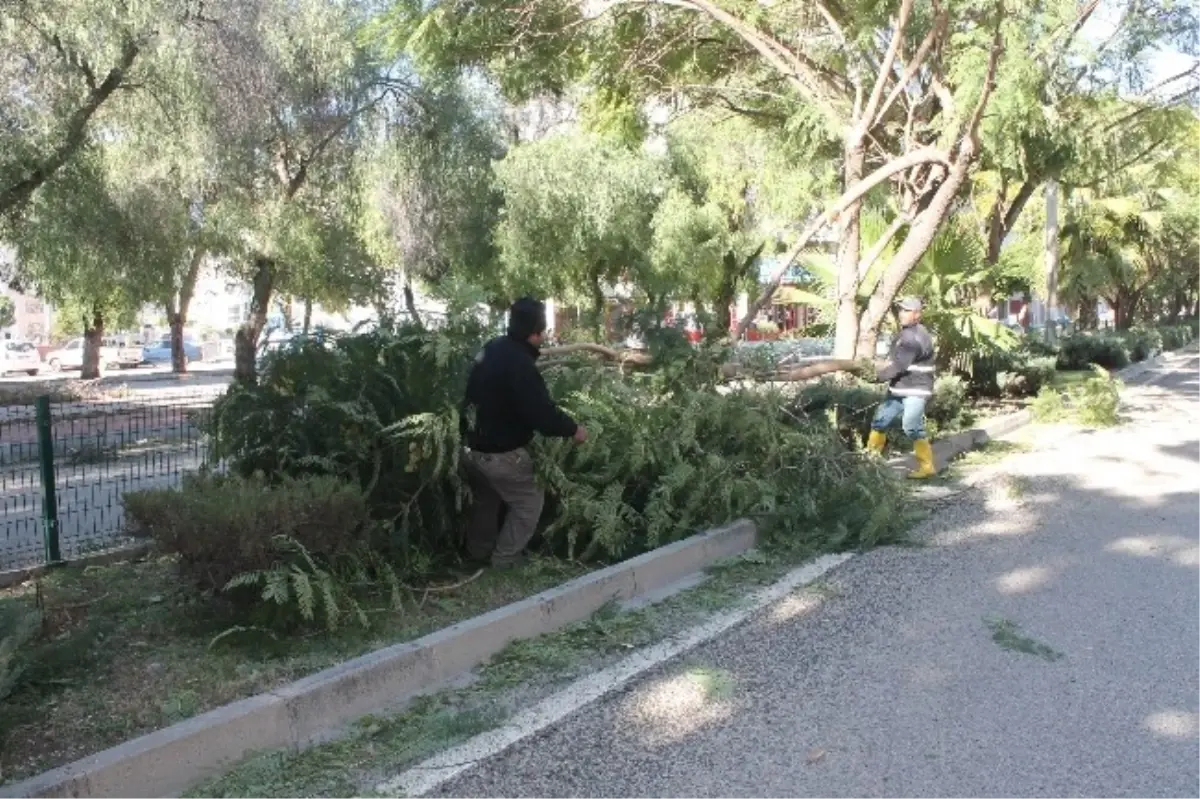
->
xmin=460 ymin=297 xmax=588 ymax=567
xmin=868 ymin=297 xmax=937 ymax=478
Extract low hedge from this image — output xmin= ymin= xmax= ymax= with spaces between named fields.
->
xmin=1054 ymin=323 xmax=1195 ymax=372
xmin=124 ymin=473 xmax=378 ymax=594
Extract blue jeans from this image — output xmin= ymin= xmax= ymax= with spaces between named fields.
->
xmin=871 ymin=394 xmax=927 ymax=440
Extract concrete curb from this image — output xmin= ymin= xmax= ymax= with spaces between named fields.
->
xmin=1 ymin=520 xmax=757 ymax=799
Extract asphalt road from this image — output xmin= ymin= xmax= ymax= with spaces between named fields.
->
xmin=0 ymin=361 xmax=234 ymax=396
xmin=431 ymin=351 xmax=1200 ymax=798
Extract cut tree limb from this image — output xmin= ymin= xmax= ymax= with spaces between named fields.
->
xmin=539 ymin=344 xmax=866 ymax=383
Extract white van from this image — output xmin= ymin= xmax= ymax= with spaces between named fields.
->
xmin=0 ymin=341 xmax=41 ymax=376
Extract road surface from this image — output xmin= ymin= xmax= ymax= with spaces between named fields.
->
xmin=0 ymin=361 xmax=234 ymax=396
xmin=426 ymin=351 xmax=1199 ymax=798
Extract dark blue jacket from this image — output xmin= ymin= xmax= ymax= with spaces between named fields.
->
xmin=877 ymin=323 xmax=936 ymax=397
xmin=460 ymin=335 xmax=578 ymax=453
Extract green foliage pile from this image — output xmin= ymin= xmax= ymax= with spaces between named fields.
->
xmin=1071 ymin=368 xmax=1123 ymax=428
xmin=1030 ymin=366 xmax=1122 ymax=428
xmin=1030 ymin=386 xmax=1068 ymax=423
xmin=127 ymin=315 xmax=913 ymax=626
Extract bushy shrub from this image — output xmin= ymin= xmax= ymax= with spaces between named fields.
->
xmin=997 ymin=356 xmax=1058 ymax=398
xmin=1158 ymin=324 xmax=1196 ymax=351
xmin=1119 ymin=328 xmax=1162 ymax=363
xmin=963 ymin=345 xmax=1058 ymax=399
xmin=1057 ymin=334 xmax=1130 ymax=371
xmin=928 ymin=374 xmax=969 ymax=432
xmin=124 ymin=473 xmax=377 ymax=594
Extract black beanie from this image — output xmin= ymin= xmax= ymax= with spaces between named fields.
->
xmin=507 ymin=297 xmax=547 ymax=339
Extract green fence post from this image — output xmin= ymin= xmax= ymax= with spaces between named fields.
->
xmin=35 ymin=394 xmax=62 ymax=564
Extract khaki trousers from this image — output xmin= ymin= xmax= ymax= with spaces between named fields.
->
xmin=462 ymin=448 xmax=545 ymax=566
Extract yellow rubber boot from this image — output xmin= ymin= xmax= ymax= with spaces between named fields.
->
xmin=866 ymin=430 xmax=887 ymax=454
xmin=910 ymin=438 xmax=936 ymax=479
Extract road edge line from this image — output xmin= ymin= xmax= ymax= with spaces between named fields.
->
xmin=376 ymin=551 xmax=855 ymax=798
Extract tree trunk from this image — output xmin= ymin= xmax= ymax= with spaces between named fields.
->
xmin=977 ymin=178 xmax=1038 ymax=316
xmin=234 ymin=257 xmax=276 ymax=386
xmin=857 ymin=153 xmax=975 ymax=358
xmin=833 ymin=144 xmax=865 ymax=359
xmin=402 ymin=277 xmax=422 ymax=327
xmin=1076 ymin=296 xmax=1098 ymax=330
xmin=166 ymin=247 xmax=204 ymax=374
xmin=169 ymin=315 xmax=187 ymax=372
xmin=81 ymin=306 xmax=105 ymax=380
xmin=302 ymin=298 xmax=313 ymax=335
xmin=716 ymin=252 xmax=737 ymax=335
xmin=1043 ymin=178 xmax=1061 ymax=345
xmin=280 ymin=297 xmax=294 ymax=332
xmin=733 ymin=147 xmax=950 ymax=339
xmin=716 ymin=243 xmax=764 ymax=336
xmin=589 ymin=272 xmax=605 ymax=341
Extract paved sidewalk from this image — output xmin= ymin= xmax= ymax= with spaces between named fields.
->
xmin=423 ymin=353 xmax=1199 ymax=798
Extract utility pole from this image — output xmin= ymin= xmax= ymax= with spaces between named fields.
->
xmin=1044 ymin=178 xmax=1060 ymax=344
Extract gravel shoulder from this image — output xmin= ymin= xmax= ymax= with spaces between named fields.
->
xmin=429 ymin=353 xmax=1199 ymax=798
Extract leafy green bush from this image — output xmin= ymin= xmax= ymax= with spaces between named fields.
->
xmin=1030 ymin=386 xmax=1067 ymax=423
xmin=1158 ymin=324 xmax=1196 ymax=350
xmin=997 ymin=356 xmax=1058 ymax=398
xmin=1071 ymin=368 xmax=1122 ymax=427
xmin=201 ymin=318 xmax=911 ymax=568
xmin=1057 ymin=334 xmax=1131 ymax=371
xmin=222 ymin=536 xmax=402 ymax=632
xmin=928 ymin=375 xmax=969 ymax=432
xmin=1119 ymin=328 xmax=1162 ymax=362
xmin=124 ymin=473 xmax=377 ymax=594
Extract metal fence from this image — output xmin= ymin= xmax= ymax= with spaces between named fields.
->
xmin=0 ymin=387 xmax=223 ymax=572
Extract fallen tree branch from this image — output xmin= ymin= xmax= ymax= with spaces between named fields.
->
xmin=540 ymin=344 xmax=867 ymax=383
xmin=540 ymin=343 xmax=655 ymax=366
xmin=719 ymin=358 xmax=865 ymax=382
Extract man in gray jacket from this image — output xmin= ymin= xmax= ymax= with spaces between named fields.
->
xmin=867 ymin=297 xmax=937 ymax=478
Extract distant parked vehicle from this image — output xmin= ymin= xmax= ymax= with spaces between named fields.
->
xmin=0 ymin=341 xmax=42 ymax=376
xmin=102 ymin=336 xmax=145 ymax=368
xmin=142 ymin=336 xmax=202 ymax=366
xmin=45 ymin=338 xmax=142 ymax=372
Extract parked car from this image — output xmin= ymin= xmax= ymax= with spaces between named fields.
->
xmin=102 ymin=336 xmax=145 ymax=368
xmin=0 ymin=341 xmax=42 ymax=376
xmin=45 ymin=338 xmax=142 ymax=372
xmin=141 ymin=336 xmax=202 ymax=366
